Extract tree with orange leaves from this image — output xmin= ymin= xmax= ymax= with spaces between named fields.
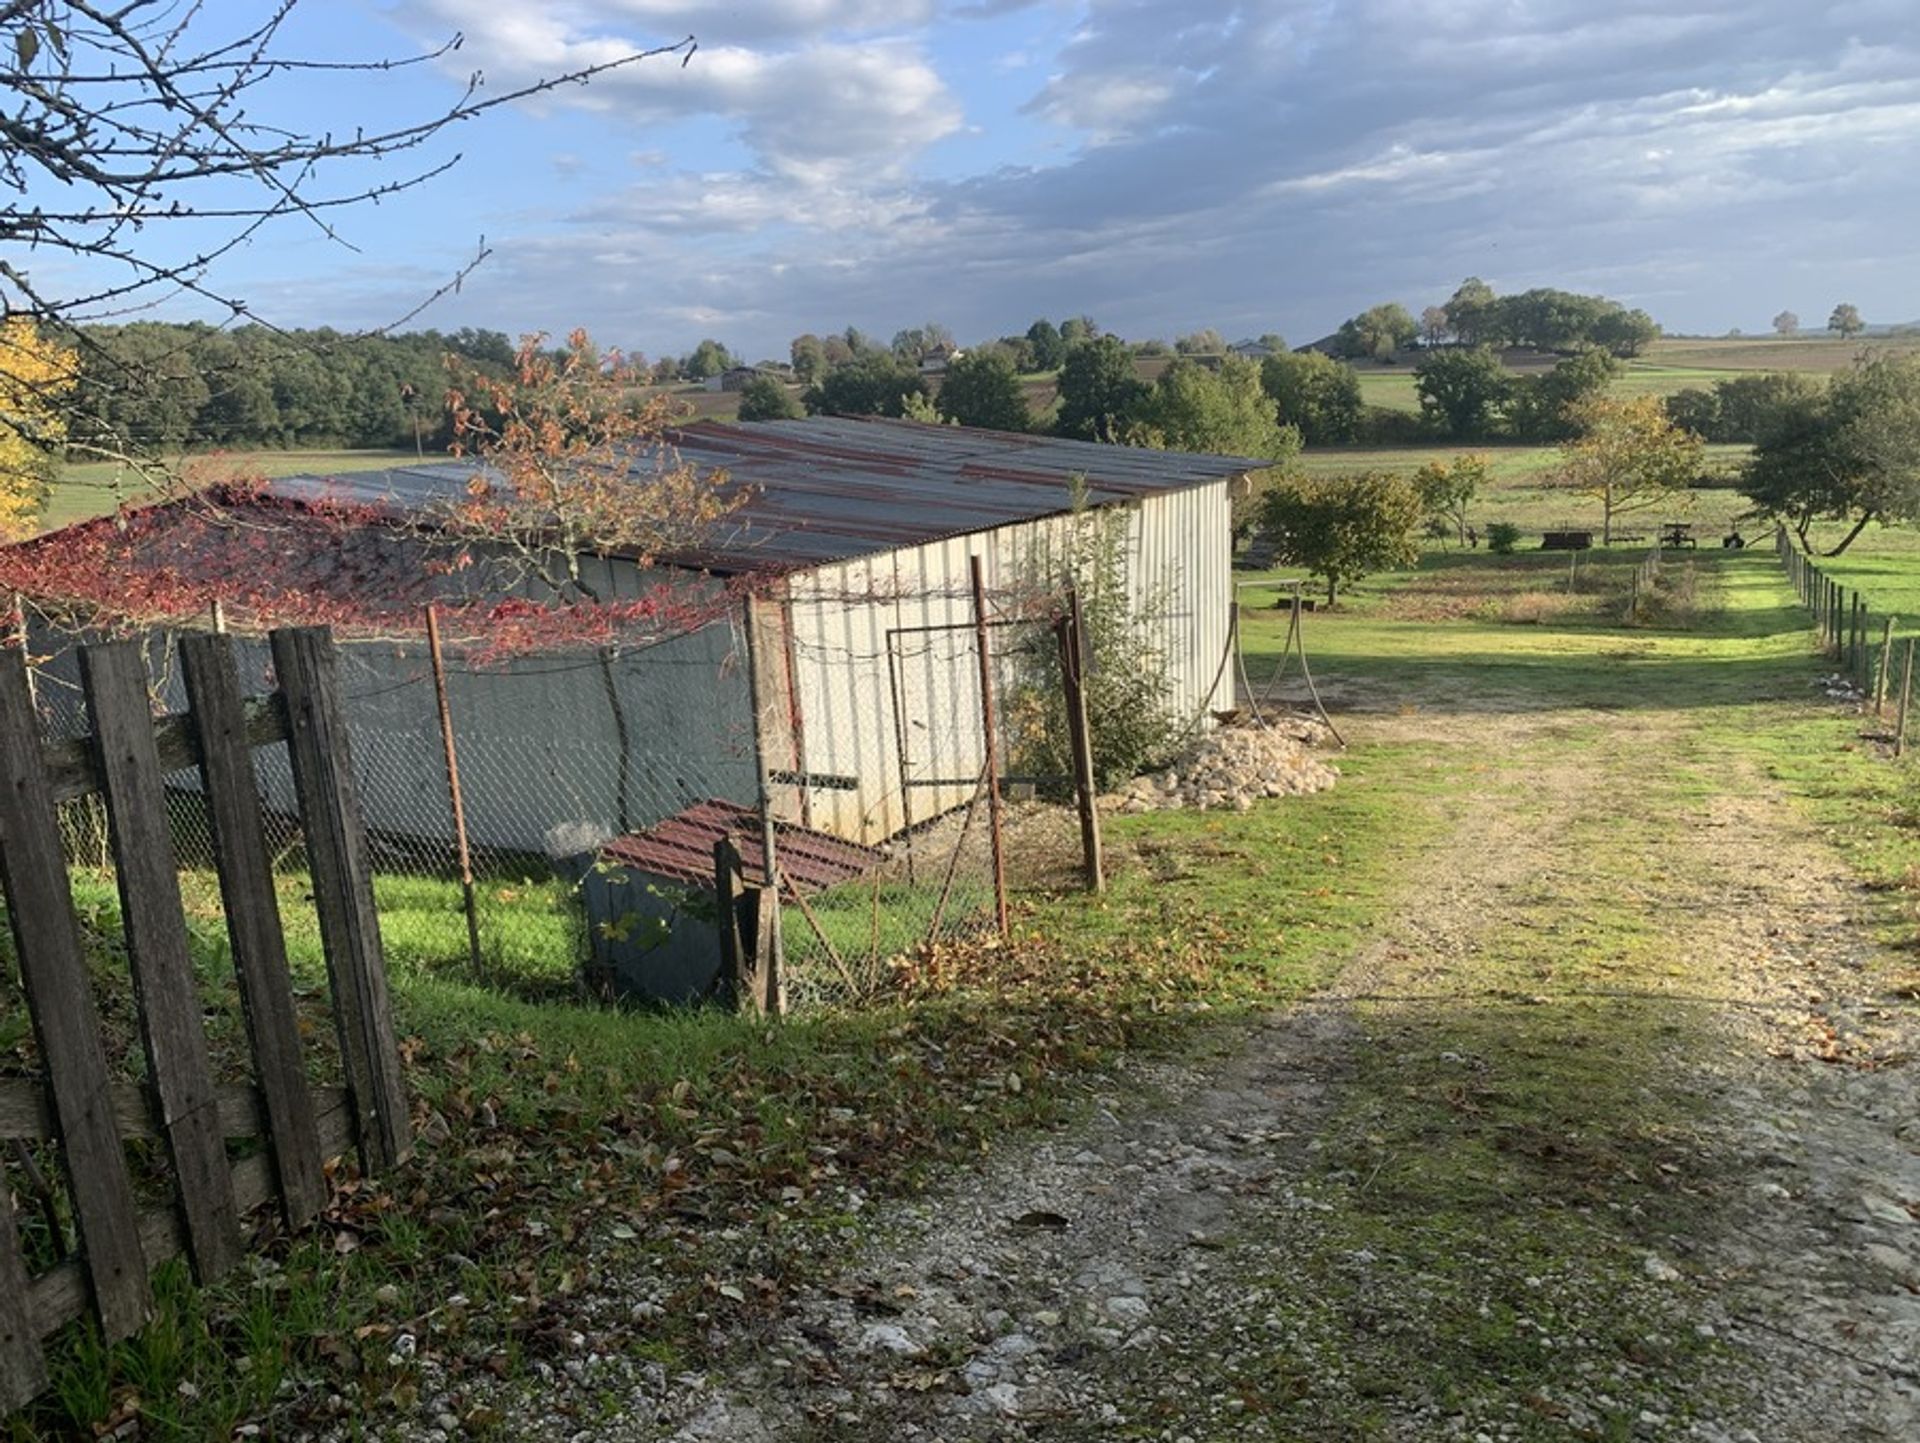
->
xmin=442 ymin=330 xmax=743 ymax=602
xmin=0 ymin=318 xmax=77 ymax=538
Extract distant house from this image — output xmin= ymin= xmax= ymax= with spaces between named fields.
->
xmin=705 ymin=365 xmax=769 ymax=393
xmin=1228 ymin=340 xmax=1276 ymax=359
xmin=917 ymin=344 xmax=963 ymax=374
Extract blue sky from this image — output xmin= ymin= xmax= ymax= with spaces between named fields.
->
xmin=28 ymin=0 xmax=1920 ymax=360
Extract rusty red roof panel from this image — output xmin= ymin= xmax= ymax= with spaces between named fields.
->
xmin=253 ymin=416 xmax=1267 ymax=576
xmin=599 ymin=799 xmax=884 ymax=892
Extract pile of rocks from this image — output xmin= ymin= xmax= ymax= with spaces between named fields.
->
xmin=1110 ymin=716 xmax=1338 ymax=814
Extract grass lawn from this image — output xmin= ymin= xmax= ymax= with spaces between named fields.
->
xmin=17 ymin=453 xmax=1920 ymax=1439
xmin=45 ymin=449 xmax=421 ymax=531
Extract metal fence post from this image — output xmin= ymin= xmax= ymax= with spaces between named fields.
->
xmin=969 ymin=555 xmax=1010 ymax=938
xmin=1059 ymin=585 xmax=1103 ymax=894
xmin=741 ymin=593 xmax=786 ymax=1016
xmin=425 ymin=605 xmax=485 ymax=984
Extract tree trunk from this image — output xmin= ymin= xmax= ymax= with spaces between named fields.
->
xmin=1327 ymin=575 xmax=1337 ymax=608
xmin=1826 ymin=510 xmax=1877 ymax=557
xmin=1602 ymin=488 xmax=1614 ymax=547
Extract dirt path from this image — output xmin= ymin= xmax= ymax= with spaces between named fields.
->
xmin=610 ymin=702 xmax=1920 ymax=1442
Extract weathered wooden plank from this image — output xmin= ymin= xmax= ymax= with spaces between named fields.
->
xmin=0 ymin=1080 xmax=326 ymax=1142
xmin=179 ymin=634 xmax=327 ymax=1228
xmin=0 ymin=652 xmax=150 ymax=1342
xmin=0 ymin=1183 xmax=47 ymax=1414
xmin=81 ymin=642 xmax=243 ymax=1283
xmin=42 ymin=695 xmax=285 ymax=806
xmin=270 ymin=628 xmax=411 ymax=1171
xmin=29 ymin=1090 xmax=352 ymax=1342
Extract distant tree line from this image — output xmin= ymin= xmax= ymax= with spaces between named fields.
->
xmin=1324 ymin=280 xmax=1660 ymax=362
xmin=69 ymin=323 xmax=520 ymax=454
xmin=60 ymin=322 xmax=784 ymax=456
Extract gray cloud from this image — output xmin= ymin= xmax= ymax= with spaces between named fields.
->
xmin=345 ymin=1 xmax=1920 ymax=354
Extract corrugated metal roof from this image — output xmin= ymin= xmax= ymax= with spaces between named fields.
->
xmin=599 ymin=799 xmax=884 ymax=891
xmin=261 ymin=416 xmax=1264 ymax=575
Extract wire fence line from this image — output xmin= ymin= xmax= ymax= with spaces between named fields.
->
xmin=1773 ymin=527 xmax=1920 ymax=753
xmin=16 ymin=578 xmax=1116 ymax=1012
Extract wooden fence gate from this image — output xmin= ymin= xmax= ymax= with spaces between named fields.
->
xmin=0 ymin=626 xmax=411 ymax=1414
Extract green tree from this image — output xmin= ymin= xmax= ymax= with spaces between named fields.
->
xmin=1412 ymin=453 xmax=1488 ymax=546
xmin=1262 ymin=471 xmax=1424 ymax=604
xmin=790 ymin=334 xmax=829 ymax=385
xmin=935 ymin=350 xmax=1031 ymax=431
xmin=736 ymin=374 xmax=803 ymax=422
xmin=1131 ymin=357 xmax=1296 ymax=460
xmin=682 ymin=339 xmax=734 ymax=380
xmin=1174 ymin=329 xmax=1226 ymax=355
xmin=1664 ymin=387 xmax=1722 ymax=441
xmin=1420 ymin=306 xmax=1450 ymax=346
xmin=1772 ymin=310 xmax=1800 ymax=337
xmin=890 ymin=321 xmax=954 ymax=362
xmin=1507 ymin=348 xmax=1619 ymax=440
xmin=803 ymin=353 xmax=929 ymax=417
xmin=1332 ymin=303 xmax=1418 ymax=360
xmin=1054 ymin=335 xmax=1149 ymax=442
xmin=1414 ymin=346 xmax=1510 ymax=438
xmin=1712 ymin=371 xmax=1822 ymax=443
xmin=1590 ymin=307 xmax=1660 ymax=358
xmin=1059 ymin=315 xmax=1100 ymax=347
xmin=1260 ymin=350 xmax=1363 ymax=444
xmin=1553 ymin=394 xmax=1702 ymax=544
xmin=1025 ymin=319 xmax=1066 ymax=370
xmin=1829 ymin=303 xmax=1865 ymax=339
xmin=1806 ymin=355 xmax=1920 ymax=553
xmin=1444 ymin=278 xmax=1499 ymax=347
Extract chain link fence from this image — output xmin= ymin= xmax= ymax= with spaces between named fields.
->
xmin=22 ymin=585 xmax=1098 ymax=1012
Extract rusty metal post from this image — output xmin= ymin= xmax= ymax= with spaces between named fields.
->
xmin=1059 ymin=586 xmax=1103 ymax=894
xmin=970 ymin=555 xmax=1010 ymax=938
xmin=425 ymin=605 xmax=485 ymax=983
xmin=741 ymin=593 xmax=786 ymax=1016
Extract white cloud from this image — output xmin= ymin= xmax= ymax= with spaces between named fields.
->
xmin=325 ymin=1 xmax=1920 ymax=354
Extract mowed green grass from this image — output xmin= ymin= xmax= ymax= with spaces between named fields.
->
xmin=46 ymin=448 xmax=420 ymax=530
xmin=1294 ymin=441 xmax=1753 ymax=538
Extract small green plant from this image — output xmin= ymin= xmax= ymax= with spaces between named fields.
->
xmin=1006 ymin=477 xmax=1180 ymax=792
xmin=1485 ymin=521 xmax=1522 ymax=554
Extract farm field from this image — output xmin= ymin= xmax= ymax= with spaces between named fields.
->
xmin=1338 ymin=333 xmax=1911 ymax=416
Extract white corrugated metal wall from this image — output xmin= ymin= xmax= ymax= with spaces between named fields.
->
xmin=780 ymin=479 xmax=1232 ymax=844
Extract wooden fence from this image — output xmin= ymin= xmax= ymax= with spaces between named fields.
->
xmin=0 ymin=627 xmax=410 ymax=1415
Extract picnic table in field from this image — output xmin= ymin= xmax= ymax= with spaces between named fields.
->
xmin=1661 ymin=521 xmax=1698 ymax=549
xmin=1540 ymin=528 xmax=1593 ymax=550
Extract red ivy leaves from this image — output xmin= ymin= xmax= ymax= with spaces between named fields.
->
xmin=0 ymin=485 xmax=749 ymax=663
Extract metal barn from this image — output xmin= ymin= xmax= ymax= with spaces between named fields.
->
xmin=10 ymin=418 xmax=1260 ymax=854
